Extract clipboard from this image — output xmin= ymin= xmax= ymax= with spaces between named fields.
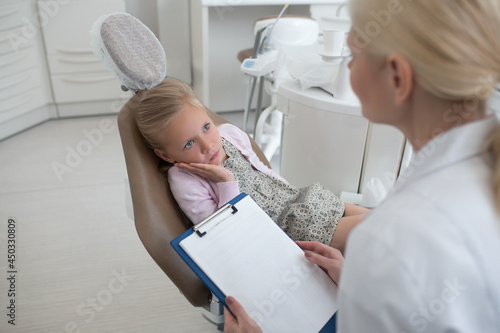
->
xmin=171 ymin=192 xmax=338 ymax=333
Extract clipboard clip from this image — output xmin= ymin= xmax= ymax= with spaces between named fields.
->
xmin=194 ymin=203 xmax=238 ymax=237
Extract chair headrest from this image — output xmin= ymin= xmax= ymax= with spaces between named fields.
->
xmin=90 ymin=12 xmax=167 ymax=92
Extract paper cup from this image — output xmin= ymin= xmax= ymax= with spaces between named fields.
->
xmin=323 ymin=29 xmax=344 ymax=56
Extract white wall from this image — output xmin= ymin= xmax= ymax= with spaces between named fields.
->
xmin=124 ymin=0 xmax=192 ymax=84
xmin=124 ymin=0 xmax=159 ymax=36
xmin=156 ymin=0 xmax=192 ymax=84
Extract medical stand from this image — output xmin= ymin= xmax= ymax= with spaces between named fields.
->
xmin=240 ymin=4 xmax=287 ymax=134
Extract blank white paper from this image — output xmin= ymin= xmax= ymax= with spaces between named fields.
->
xmin=180 ymin=195 xmax=338 ymax=333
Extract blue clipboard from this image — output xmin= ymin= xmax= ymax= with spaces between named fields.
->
xmin=171 ymin=192 xmax=337 ymax=332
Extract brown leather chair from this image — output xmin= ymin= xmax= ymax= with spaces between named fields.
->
xmin=117 ymin=89 xmax=271 ymax=317
xmin=91 ymin=11 xmax=256 ymax=327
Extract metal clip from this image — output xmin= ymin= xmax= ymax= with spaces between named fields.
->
xmin=193 ymin=204 xmax=238 ymax=237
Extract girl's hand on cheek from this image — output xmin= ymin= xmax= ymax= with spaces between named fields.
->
xmin=176 ymin=162 xmax=234 ymax=183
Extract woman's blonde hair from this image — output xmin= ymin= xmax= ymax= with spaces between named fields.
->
xmin=349 ymin=0 xmax=500 ymax=101
xmin=136 ymin=78 xmax=204 ymax=150
xmin=349 ymin=0 xmax=500 ymax=209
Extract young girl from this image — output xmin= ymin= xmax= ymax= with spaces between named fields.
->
xmin=136 ymin=78 xmax=368 ymax=253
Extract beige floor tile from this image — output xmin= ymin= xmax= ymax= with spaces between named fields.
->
xmin=0 ymin=116 xmax=222 ymax=332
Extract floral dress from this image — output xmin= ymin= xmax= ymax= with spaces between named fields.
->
xmin=221 ymin=138 xmax=345 ymax=245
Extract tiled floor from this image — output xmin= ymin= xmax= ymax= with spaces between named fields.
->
xmin=0 ymin=111 xmax=276 ymax=333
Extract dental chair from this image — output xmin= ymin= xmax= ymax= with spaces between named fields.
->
xmin=90 ymin=13 xmax=271 ymax=329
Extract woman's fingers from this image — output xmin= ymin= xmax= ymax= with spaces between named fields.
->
xmin=304 ymin=250 xmax=335 ymax=267
xmin=296 ymin=241 xmax=335 ymax=258
xmin=296 ymin=241 xmax=344 ymax=284
xmin=226 ymin=296 xmax=246 ymax=317
xmin=224 ymin=296 xmax=263 ymax=333
xmin=223 ymin=299 xmax=239 ymax=329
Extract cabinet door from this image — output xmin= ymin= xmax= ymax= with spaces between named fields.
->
xmin=0 ymin=26 xmax=36 ymax=56
xmin=490 ymin=87 xmax=500 ymax=114
xmin=0 ymin=0 xmax=55 ymax=140
xmin=359 ymin=123 xmax=405 ymax=193
xmin=50 ymin=72 xmax=123 ymax=104
xmin=280 ymin=99 xmax=369 ymax=196
xmin=38 ymin=0 xmax=126 ymax=108
xmin=0 ymin=1 xmax=32 ymax=31
xmin=46 ymin=52 xmax=108 ymax=75
xmin=0 ymin=48 xmax=39 ymax=77
xmin=39 ymin=0 xmax=124 ymax=75
xmin=39 ymin=0 xmax=126 ymax=56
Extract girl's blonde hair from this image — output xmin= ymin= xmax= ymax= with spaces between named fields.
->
xmin=349 ymin=0 xmax=500 ymax=211
xmin=136 ymin=78 xmax=204 ymax=150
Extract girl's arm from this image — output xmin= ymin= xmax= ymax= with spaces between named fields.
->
xmin=218 ymin=124 xmax=288 ymax=184
xmin=168 ymin=166 xmax=240 ymax=224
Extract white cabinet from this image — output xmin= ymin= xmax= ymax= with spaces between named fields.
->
xmin=37 ymin=0 xmax=128 ymax=117
xmin=280 ymin=93 xmax=368 ymax=195
xmin=490 ymin=87 xmax=500 ymax=114
xmin=0 ymin=0 xmax=55 ymax=141
xmin=278 ymin=79 xmax=406 ymax=199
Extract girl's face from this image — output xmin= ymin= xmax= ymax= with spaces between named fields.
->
xmin=154 ymin=104 xmax=226 ymax=165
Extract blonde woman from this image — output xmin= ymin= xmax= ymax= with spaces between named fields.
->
xmin=225 ymin=0 xmax=500 ymax=332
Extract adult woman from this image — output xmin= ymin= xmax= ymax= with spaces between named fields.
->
xmin=224 ymin=0 xmax=500 ymax=331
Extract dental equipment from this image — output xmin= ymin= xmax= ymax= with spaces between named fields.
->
xmin=314 ymin=1 xmax=353 ymax=100
xmin=240 ymin=3 xmax=289 ymax=132
xmin=319 ymin=48 xmax=354 ymax=100
xmin=260 ymin=3 xmax=289 ymax=53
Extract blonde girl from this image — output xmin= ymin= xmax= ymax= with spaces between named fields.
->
xmin=137 ymin=78 xmax=368 ymax=254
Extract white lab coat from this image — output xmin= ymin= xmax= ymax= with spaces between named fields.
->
xmin=339 ymin=115 xmax=500 ymax=332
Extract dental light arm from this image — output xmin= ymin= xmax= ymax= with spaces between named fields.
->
xmin=240 ymin=2 xmax=289 ymax=77
xmin=261 ymin=2 xmax=289 ymax=53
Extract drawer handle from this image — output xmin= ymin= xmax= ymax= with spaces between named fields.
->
xmin=61 ymin=75 xmax=115 ymax=84
xmin=0 ymin=51 xmax=28 ymax=68
xmin=56 ymin=47 xmax=94 ymax=55
xmin=0 ymin=72 xmax=31 ymax=90
xmin=0 ymin=6 xmax=19 ymax=19
xmin=57 ymin=57 xmax=100 ymax=64
xmin=0 ymin=91 xmax=36 ymax=112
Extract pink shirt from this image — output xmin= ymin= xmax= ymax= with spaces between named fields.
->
xmin=168 ymin=123 xmax=286 ymax=224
